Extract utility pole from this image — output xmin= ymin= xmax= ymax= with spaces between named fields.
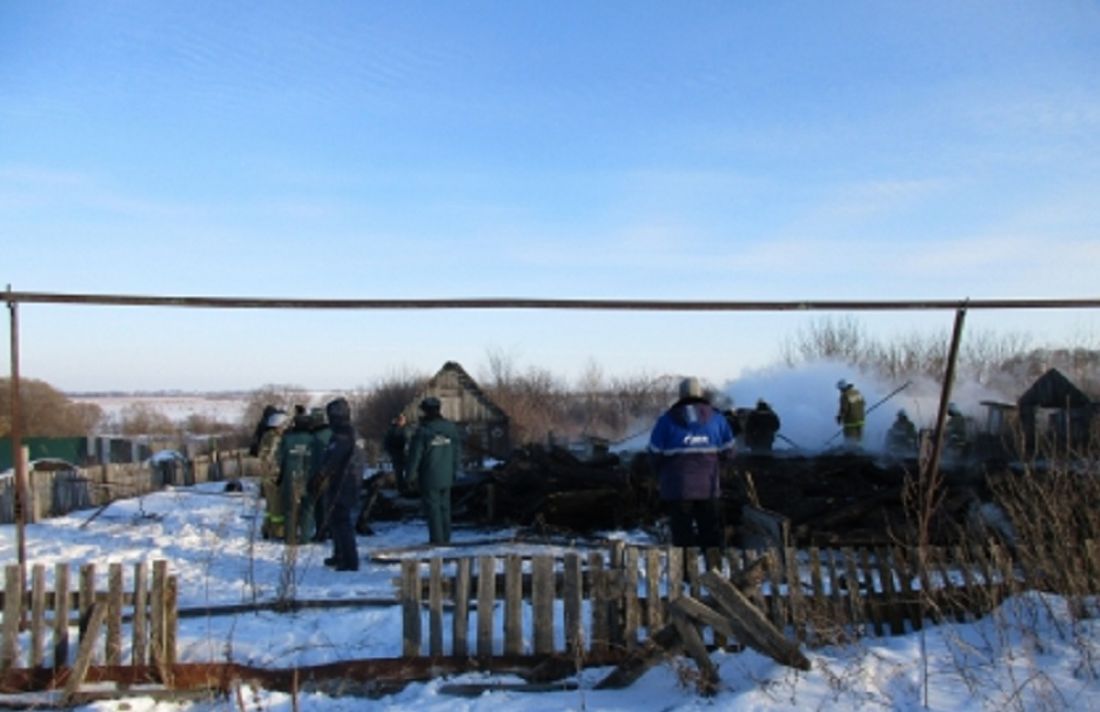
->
xmin=6 ymin=285 xmax=28 ymax=582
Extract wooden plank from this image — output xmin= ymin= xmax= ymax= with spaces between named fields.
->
xmin=563 ymin=553 xmax=583 ymax=655
xmin=453 ymin=558 xmax=470 ymax=657
xmin=151 ymin=561 xmax=167 ymax=667
xmin=667 ymin=547 xmax=683 ymax=606
xmin=685 ymin=547 xmax=701 ymax=599
xmin=840 ymin=548 xmax=865 ymax=635
xmin=670 ymin=608 xmax=719 ymax=695
xmin=589 ymin=551 xmax=608 ymax=656
xmin=30 ymin=564 xmax=46 ymax=668
xmin=875 ymin=547 xmax=902 ymax=636
xmin=53 ymin=563 xmax=70 ymax=669
xmin=532 ymin=556 xmax=554 ymax=655
xmin=699 ymin=570 xmax=810 ymax=671
xmin=607 ymin=542 xmax=625 ymax=648
xmin=1 ymin=565 xmax=21 ymax=671
xmin=476 ymin=556 xmax=494 ymax=657
xmin=764 ymin=549 xmax=786 ymax=629
xmin=644 ymin=548 xmax=662 ymax=631
xmin=79 ymin=563 xmax=96 ymax=639
xmin=622 ymin=547 xmax=640 ymax=650
xmin=859 ymin=548 xmax=883 ymax=636
xmin=785 ymin=546 xmax=804 ymax=640
xmin=61 ymin=601 xmax=107 ymax=705
xmin=428 ymin=558 xmax=444 ymax=656
xmin=400 ymin=559 xmax=420 ymax=657
xmin=669 ymin=595 xmax=739 ymax=641
xmin=132 ymin=562 xmax=148 ymax=666
xmin=107 ymin=563 xmax=123 ymax=666
xmin=808 ymin=547 xmax=827 ymax=641
xmin=165 ymin=576 xmax=178 ymax=668
xmin=504 ymin=554 xmax=523 ymax=655
xmin=708 ymin=548 xmax=727 ymax=650
xmin=893 ymin=547 xmax=920 ymax=632
xmin=745 ymin=551 xmax=768 ymax=616
xmin=825 ymin=549 xmax=845 ymax=628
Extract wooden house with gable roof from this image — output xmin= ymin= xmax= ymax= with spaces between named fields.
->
xmin=1016 ymin=368 xmax=1099 ymax=455
xmin=403 ymin=361 xmax=511 ymax=463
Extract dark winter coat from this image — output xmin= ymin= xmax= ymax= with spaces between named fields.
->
xmin=648 ymin=398 xmax=735 ymax=501
xmin=319 ymin=418 xmax=359 ymax=507
xmin=407 ymin=415 xmax=462 ymax=490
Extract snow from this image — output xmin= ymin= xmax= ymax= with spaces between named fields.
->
xmin=2 ymin=481 xmax=1098 ymax=711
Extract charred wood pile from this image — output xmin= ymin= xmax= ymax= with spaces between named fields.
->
xmin=372 ymin=444 xmax=988 ymax=548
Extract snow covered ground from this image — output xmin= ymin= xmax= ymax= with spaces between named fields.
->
xmin=2 ymin=479 xmax=1098 ymax=711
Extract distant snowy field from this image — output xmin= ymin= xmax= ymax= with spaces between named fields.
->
xmin=71 ymin=393 xmax=252 ymax=427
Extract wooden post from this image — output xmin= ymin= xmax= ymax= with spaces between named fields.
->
xmin=165 ymin=575 xmax=178 ymax=668
xmin=1 ymin=565 xmax=21 ymax=671
xmin=53 ymin=563 xmax=70 ymax=669
xmin=476 ymin=556 xmax=494 ymax=657
xmin=808 ymin=547 xmax=827 ymax=641
xmin=644 ymin=548 xmax=663 ymax=631
xmin=532 ymin=555 xmax=554 ymax=655
xmin=563 ymin=552 xmax=583 ymax=655
xmin=859 ymin=548 xmax=883 ymax=636
xmin=504 ymin=554 xmax=523 ymax=655
xmin=132 ymin=561 xmax=148 ymax=666
xmin=841 ymin=548 xmax=864 ymax=634
xmin=79 ymin=563 xmax=96 ymax=639
xmin=666 ymin=547 xmax=683 ymax=608
xmin=107 ymin=563 xmax=123 ymax=665
xmin=669 ymin=608 xmax=719 ymax=695
xmin=875 ymin=547 xmax=902 ymax=635
xmin=30 ymin=564 xmax=46 ymax=668
xmin=784 ymin=546 xmax=803 ymax=639
xmin=622 ymin=547 xmax=640 ymax=650
xmin=764 ymin=549 xmax=786 ymax=628
xmin=589 ymin=551 xmax=608 ymax=656
xmin=151 ymin=560 xmax=167 ymax=667
xmin=453 ymin=557 xmax=470 ymax=657
xmin=401 ymin=559 xmax=421 ymax=657
xmin=428 ymin=558 xmax=444 ymax=656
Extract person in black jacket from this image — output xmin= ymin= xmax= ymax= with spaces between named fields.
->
xmin=318 ymin=397 xmax=360 ymax=572
xmin=383 ymin=413 xmax=410 ymax=495
xmin=744 ymin=399 xmax=781 ymax=453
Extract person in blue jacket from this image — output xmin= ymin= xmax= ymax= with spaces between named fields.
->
xmin=648 ymin=377 xmax=736 ymax=548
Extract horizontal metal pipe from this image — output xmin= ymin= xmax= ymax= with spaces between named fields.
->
xmin=3 ymin=290 xmax=1099 ymax=312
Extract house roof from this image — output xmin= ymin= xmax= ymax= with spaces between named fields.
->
xmin=1017 ymin=368 xmax=1098 ymax=408
xmin=408 ymin=361 xmax=508 ymax=422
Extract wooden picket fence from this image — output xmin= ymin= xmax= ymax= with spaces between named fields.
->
xmin=0 ymin=560 xmax=178 ymax=690
xmin=397 ymin=540 xmax=1099 ymax=658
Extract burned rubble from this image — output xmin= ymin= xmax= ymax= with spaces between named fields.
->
xmin=369 ymin=443 xmax=991 ymax=548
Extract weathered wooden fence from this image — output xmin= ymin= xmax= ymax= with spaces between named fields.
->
xmin=1 ymin=560 xmax=178 ymax=690
xmin=0 ymin=450 xmax=255 ymax=524
xmin=397 ymin=540 xmax=1098 ymax=658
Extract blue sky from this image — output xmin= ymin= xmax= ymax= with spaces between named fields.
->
xmin=1 ymin=1 xmax=1098 ymax=392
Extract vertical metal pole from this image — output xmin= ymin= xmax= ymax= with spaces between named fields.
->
xmin=6 ymin=285 xmax=28 ymax=575
xmin=924 ymin=303 xmax=968 ymax=482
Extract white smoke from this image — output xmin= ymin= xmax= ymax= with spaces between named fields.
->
xmin=722 ymin=359 xmax=1013 ymax=455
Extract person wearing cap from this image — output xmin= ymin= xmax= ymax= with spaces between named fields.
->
xmin=407 ymin=396 xmax=462 ymax=544
xmin=277 ymin=411 xmax=316 ymax=543
xmin=318 ymin=397 xmax=360 ymax=571
xmin=885 ymin=409 xmax=918 ymax=458
xmin=836 ymin=379 xmax=866 ymax=446
xmin=648 ymin=377 xmax=736 ymax=548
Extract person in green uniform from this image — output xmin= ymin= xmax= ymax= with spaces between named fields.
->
xmin=836 ymin=379 xmax=866 ymax=447
xmin=406 ymin=397 xmax=462 ymax=545
xmin=277 ymin=412 xmax=316 ymax=544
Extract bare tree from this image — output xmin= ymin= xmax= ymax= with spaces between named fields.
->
xmin=0 ymin=378 xmax=105 ymax=437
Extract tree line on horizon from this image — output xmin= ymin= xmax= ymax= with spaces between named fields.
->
xmin=3 ymin=318 xmax=1098 ymax=452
